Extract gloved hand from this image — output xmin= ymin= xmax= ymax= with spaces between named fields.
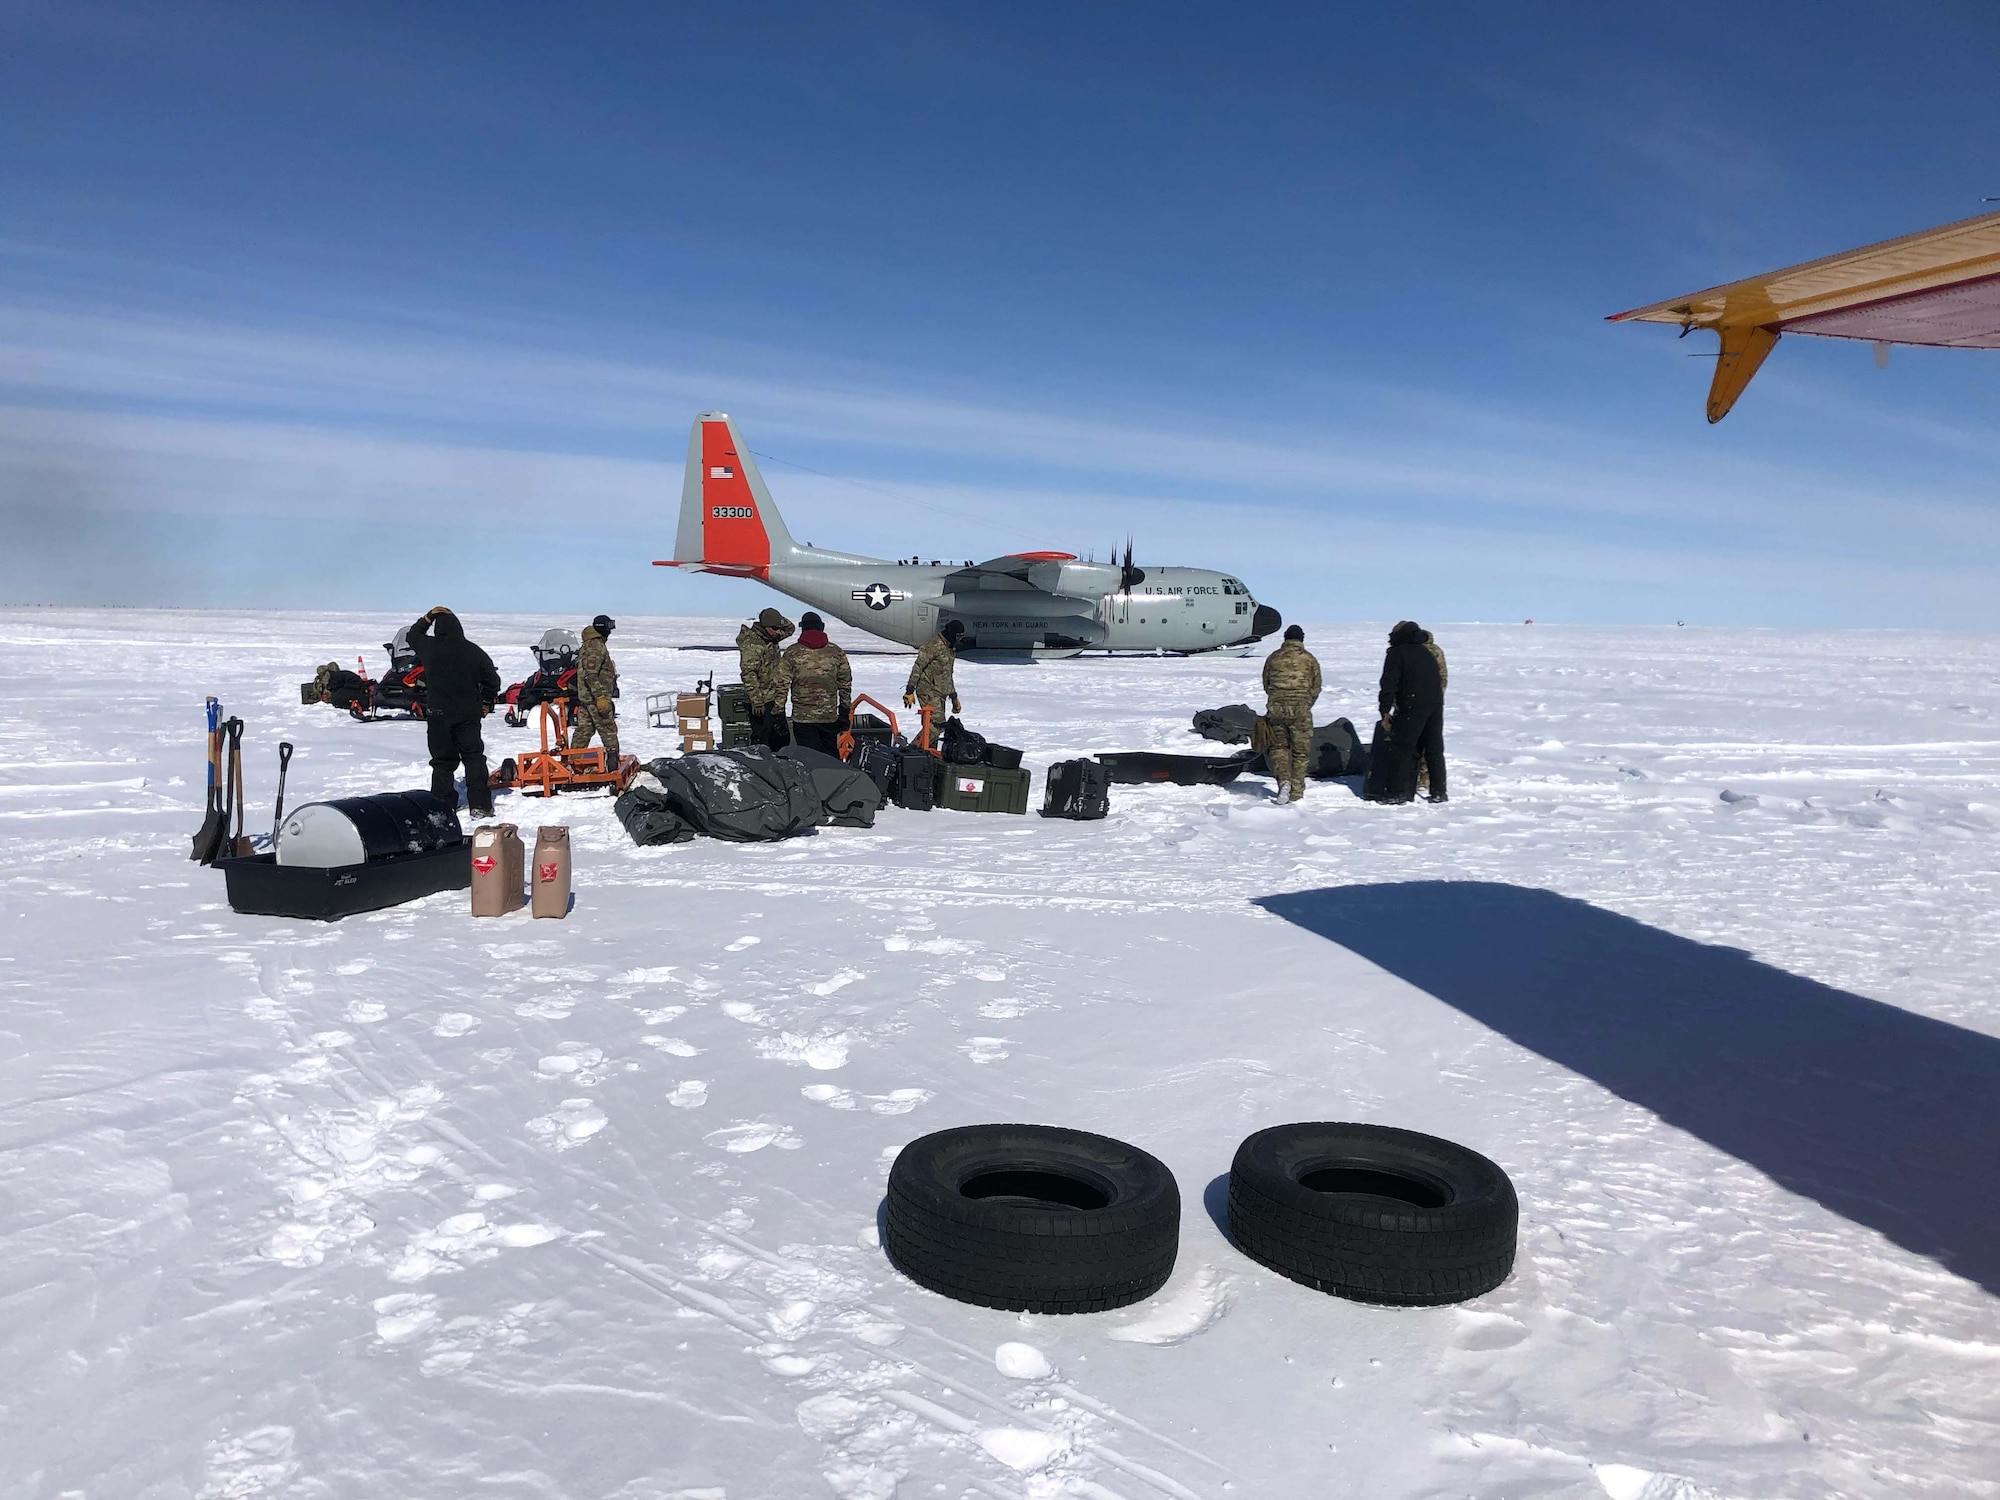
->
xmin=836 ymin=712 xmax=852 ymax=732
xmin=950 ymin=694 xmax=962 ymax=713
xmin=902 ymin=693 xmax=915 ymax=709
xmin=595 ymin=696 xmax=612 ymax=715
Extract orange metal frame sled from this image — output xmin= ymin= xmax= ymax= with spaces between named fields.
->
xmin=836 ymin=694 xmax=941 ymax=762
xmin=494 ymin=698 xmax=639 ymax=797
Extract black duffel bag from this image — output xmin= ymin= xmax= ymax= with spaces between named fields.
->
xmin=1191 ymin=703 xmax=1259 ymax=745
xmin=615 ymin=785 xmax=698 ymax=845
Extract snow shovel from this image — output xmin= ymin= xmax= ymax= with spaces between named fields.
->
xmin=225 ymin=718 xmax=253 ymax=858
xmin=270 ymin=741 xmax=294 ymax=848
xmin=190 ymin=697 xmax=226 ymax=863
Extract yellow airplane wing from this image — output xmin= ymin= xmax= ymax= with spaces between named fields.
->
xmin=1608 ymin=209 xmax=2000 ymax=421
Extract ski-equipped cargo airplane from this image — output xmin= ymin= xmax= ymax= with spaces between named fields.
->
xmin=1610 ymin=207 xmax=2000 ymax=421
xmin=655 ymin=412 xmax=1282 ymax=658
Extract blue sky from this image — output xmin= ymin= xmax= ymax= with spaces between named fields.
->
xmin=4 ymin=0 xmax=1999 ymax=625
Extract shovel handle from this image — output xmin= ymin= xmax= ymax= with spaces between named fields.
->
xmin=274 ymin=742 xmax=294 ymax=839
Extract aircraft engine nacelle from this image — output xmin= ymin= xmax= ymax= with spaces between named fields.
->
xmin=1026 ymin=560 xmax=1123 ymax=598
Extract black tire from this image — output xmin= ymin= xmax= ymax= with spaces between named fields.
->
xmin=1227 ymin=1123 xmax=1516 ymax=1306
xmin=885 ymin=1124 xmax=1179 ymax=1314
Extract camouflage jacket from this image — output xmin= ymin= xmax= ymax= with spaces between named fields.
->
xmin=904 ymin=633 xmax=957 ymax=702
xmin=578 ymin=627 xmax=618 ymax=705
xmin=777 ymin=641 xmax=852 ymax=724
xmin=1261 ymin=641 xmax=1322 ymax=719
xmin=1423 ymin=632 xmax=1448 ymax=692
xmin=736 ymin=623 xmax=785 ymax=710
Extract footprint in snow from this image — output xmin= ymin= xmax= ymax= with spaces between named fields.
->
xmin=959 ymin=1037 xmax=1011 ymax=1065
xmin=515 ymin=996 xmax=577 ymax=1021
xmin=372 ymin=1292 xmax=438 ymax=1344
xmin=803 ymin=1085 xmax=931 ymax=1114
xmin=808 ymin=968 xmax=863 ymax=996
xmin=725 ymin=935 xmax=760 ymax=952
xmin=1107 ymin=1264 xmax=1233 ymax=1345
xmin=642 ymin=1035 xmax=703 ymax=1056
xmin=526 ymin=1099 xmax=607 ymax=1148
xmin=613 ymin=965 xmax=678 ymax=984
xmin=754 ymin=1030 xmax=851 ymax=1070
xmin=433 ymin=1012 xmax=479 ymax=1038
xmin=704 ymin=1120 xmax=803 ymax=1153
xmin=343 ymin=1000 xmax=387 ymax=1024
xmin=668 ymin=1080 xmax=709 ymax=1109
xmin=537 ymin=1044 xmax=605 ymax=1081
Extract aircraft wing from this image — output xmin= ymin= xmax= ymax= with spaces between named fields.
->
xmin=948 ymin=554 xmax=1124 ymax=596
xmin=1608 ymin=209 xmax=2000 ymax=420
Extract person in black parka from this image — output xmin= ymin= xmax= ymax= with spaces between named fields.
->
xmin=1377 ymin=619 xmax=1447 ymax=804
xmin=409 ymin=607 xmax=502 ymax=817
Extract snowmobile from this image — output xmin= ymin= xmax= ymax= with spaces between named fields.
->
xmin=363 ymin=626 xmax=428 ymax=720
xmin=299 ymin=627 xmax=428 ymax=721
xmin=502 ymin=627 xmax=582 ymax=727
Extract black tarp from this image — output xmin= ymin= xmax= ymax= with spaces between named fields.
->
xmin=779 ymin=744 xmax=884 ymax=828
xmin=639 ymin=748 xmax=824 ymax=842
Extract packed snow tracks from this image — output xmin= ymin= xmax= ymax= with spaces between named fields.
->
xmin=885 ymin=1123 xmax=1181 ymax=1313
xmin=1227 ymin=1122 xmax=1517 ymax=1306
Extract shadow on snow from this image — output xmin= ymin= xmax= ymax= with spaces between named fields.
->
xmin=1255 ymin=881 xmax=2000 ymax=1296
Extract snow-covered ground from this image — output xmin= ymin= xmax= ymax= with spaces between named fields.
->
xmin=3 ymin=608 xmax=1997 ymax=1500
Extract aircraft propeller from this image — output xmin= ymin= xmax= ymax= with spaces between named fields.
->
xmin=1118 ymin=539 xmax=1145 ymax=593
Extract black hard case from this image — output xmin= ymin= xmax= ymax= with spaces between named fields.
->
xmin=1041 ymin=758 xmax=1111 ymax=820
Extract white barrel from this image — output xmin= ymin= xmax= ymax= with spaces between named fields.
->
xmin=276 ymin=802 xmax=369 ymax=867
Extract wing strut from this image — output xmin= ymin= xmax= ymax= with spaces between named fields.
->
xmin=1706 ymin=324 xmax=1780 ymax=424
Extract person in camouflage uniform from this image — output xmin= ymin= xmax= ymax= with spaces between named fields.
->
xmin=569 ymin=613 xmax=621 ymax=764
xmin=902 ymin=619 xmax=964 ymax=749
xmin=777 ymin=611 xmax=852 ymax=757
xmin=1415 ymin=627 xmax=1447 ymax=797
xmin=736 ymin=606 xmax=794 ymax=750
xmin=1262 ymin=624 xmax=1322 ymax=803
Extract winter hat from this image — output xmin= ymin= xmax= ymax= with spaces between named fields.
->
xmin=1283 ymin=624 xmax=1304 ymax=641
xmin=592 ymin=614 xmax=616 ymax=635
xmin=757 ymin=607 xmax=793 ymax=632
xmin=799 ymin=611 xmax=825 ymax=631
xmin=942 ymin=620 xmax=965 ymax=643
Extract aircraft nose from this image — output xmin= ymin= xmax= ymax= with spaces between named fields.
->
xmin=1251 ymin=605 xmax=1281 ymax=639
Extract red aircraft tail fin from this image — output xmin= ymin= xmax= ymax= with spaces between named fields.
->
xmin=663 ymin=412 xmax=798 ymax=575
